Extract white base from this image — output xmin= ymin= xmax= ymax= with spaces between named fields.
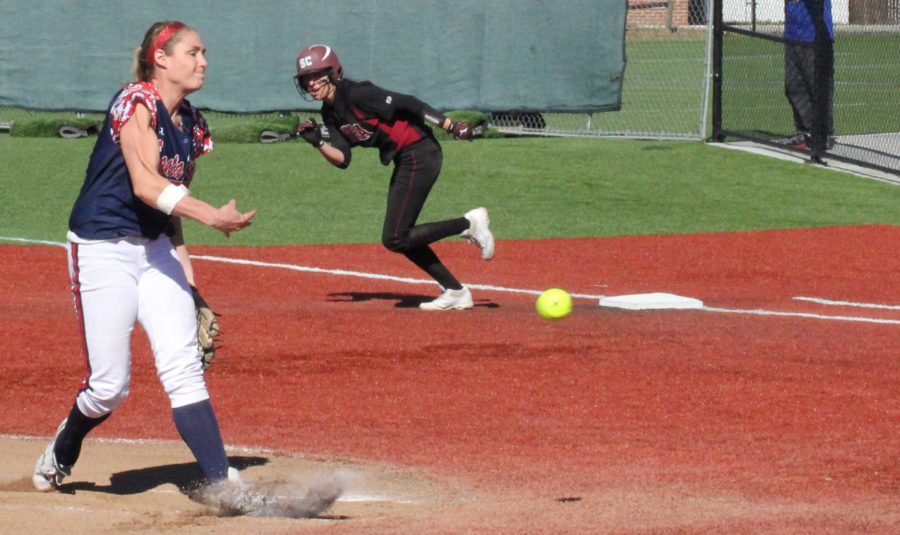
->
xmin=599 ymin=292 xmax=704 ymax=310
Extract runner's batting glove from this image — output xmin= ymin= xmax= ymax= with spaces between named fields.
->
xmin=297 ymin=118 xmax=325 ymax=148
xmin=191 ymin=285 xmax=222 ymax=371
xmin=449 ymin=121 xmax=474 ymax=141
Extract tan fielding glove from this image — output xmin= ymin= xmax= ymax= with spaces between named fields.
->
xmin=191 ymin=286 xmax=222 ymax=370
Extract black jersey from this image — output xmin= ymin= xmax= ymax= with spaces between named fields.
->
xmin=321 ymin=79 xmax=440 ymax=167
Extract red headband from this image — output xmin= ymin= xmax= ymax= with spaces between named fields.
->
xmin=145 ymin=22 xmax=186 ymax=64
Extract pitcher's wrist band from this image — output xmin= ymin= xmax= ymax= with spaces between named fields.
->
xmin=156 ymin=184 xmax=189 ymax=215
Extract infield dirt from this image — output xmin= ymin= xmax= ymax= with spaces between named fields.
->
xmin=2 ymin=227 xmax=898 ymax=533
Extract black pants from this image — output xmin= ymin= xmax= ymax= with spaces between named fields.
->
xmin=784 ymin=42 xmax=834 ymax=136
xmin=382 ymin=139 xmax=469 ymax=290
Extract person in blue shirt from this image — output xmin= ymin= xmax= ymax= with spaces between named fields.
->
xmin=33 ymin=21 xmax=256 ymax=494
xmin=784 ymin=0 xmax=834 ymax=150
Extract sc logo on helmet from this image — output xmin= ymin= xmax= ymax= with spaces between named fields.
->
xmin=298 ymin=56 xmax=314 ymax=69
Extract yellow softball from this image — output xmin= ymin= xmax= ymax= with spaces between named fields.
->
xmin=535 ymin=288 xmax=573 ymax=320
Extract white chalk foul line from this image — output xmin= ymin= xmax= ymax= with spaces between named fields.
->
xmin=794 ymin=296 xmax=900 ymax=311
xmin=2 ymin=237 xmax=896 ymax=325
xmin=192 ymin=254 xmax=899 ymax=325
xmin=703 ymin=306 xmax=900 ymax=325
xmin=0 ymin=236 xmax=66 ymax=248
xmin=190 ymin=254 xmax=605 ymax=300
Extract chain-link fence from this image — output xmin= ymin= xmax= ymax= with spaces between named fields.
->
xmin=1 ymin=1 xmax=713 ymax=142
xmin=489 ymin=0 xmax=712 ymax=139
xmin=713 ymin=0 xmax=900 ymax=175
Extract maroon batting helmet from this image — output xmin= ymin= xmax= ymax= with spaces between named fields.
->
xmin=294 ymin=44 xmax=343 ymax=85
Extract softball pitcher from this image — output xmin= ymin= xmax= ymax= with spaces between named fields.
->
xmin=294 ymin=44 xmax=495 ymax=310
xmin=33 ymin=21 xmax=256 ymax=491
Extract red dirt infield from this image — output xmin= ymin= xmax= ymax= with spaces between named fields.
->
xmin=1 ymin=225 xmax=898 ymax=533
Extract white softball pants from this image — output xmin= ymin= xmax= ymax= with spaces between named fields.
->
xmin=67 ymin=235 xmax=208 ymax=418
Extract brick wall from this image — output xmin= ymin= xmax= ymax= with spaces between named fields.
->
xmin=628 ymin=0 xmax=693 ymax=27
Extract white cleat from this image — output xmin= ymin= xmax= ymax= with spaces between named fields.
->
xmin=419 ymin=287 xmax=474 ymax=311
xmin=33 ymin=419 xmax=72 ymax=491
xmin=461 ymin=207 xmax=495 ymax=261
xmin=227 ymin=466 xmax=242 ymax=483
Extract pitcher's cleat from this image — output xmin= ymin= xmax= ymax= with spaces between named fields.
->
xmin=227 ymin=466 xmax=242 ymax=482
xmin=33 ymin=419 xmax=72 ymax=491
xmin=461 ymin=207 xmax=494 ymax=260
xmin=420 ymin=287 xmax=474 ymax=311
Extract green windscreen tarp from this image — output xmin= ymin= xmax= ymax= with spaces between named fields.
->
xmin=0 ymin=0 xmax=625 ymax=112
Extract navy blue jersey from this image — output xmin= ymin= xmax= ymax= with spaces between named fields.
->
xmin=321 ymin=79 xmax=438 ymax=167
xmin=785 ymin=0 xmax=834 ymax=43
xmin=68 ymin=82 xmax=212 ymax=240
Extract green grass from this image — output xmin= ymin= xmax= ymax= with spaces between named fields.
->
xmin=1 ymin=136 xmax=897 ymax=247
xmin=723 ymin=31 xmax=900 ymax=136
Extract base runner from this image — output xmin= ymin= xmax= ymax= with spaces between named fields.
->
xmin=293 ymin=44 xmax=495 ymax=311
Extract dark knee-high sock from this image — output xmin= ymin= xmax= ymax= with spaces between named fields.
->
xmin=405 ymin=246 xmax=463 ymax=290
xmin=54 ymin=402 xmax=110 ymax=467
xmin=172 ymin=399 xmax=229 ymax=483
xmin=405 ymin=218 xmax=469 ymax=249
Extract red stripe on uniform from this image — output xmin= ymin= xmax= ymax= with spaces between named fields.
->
xmin=352 ymin=108 xmax=423 ymax=151
xmin=392 ymin=150 xmax=418 ymax=240
xmin=69 ymin=243 xmax=93 ymax=392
